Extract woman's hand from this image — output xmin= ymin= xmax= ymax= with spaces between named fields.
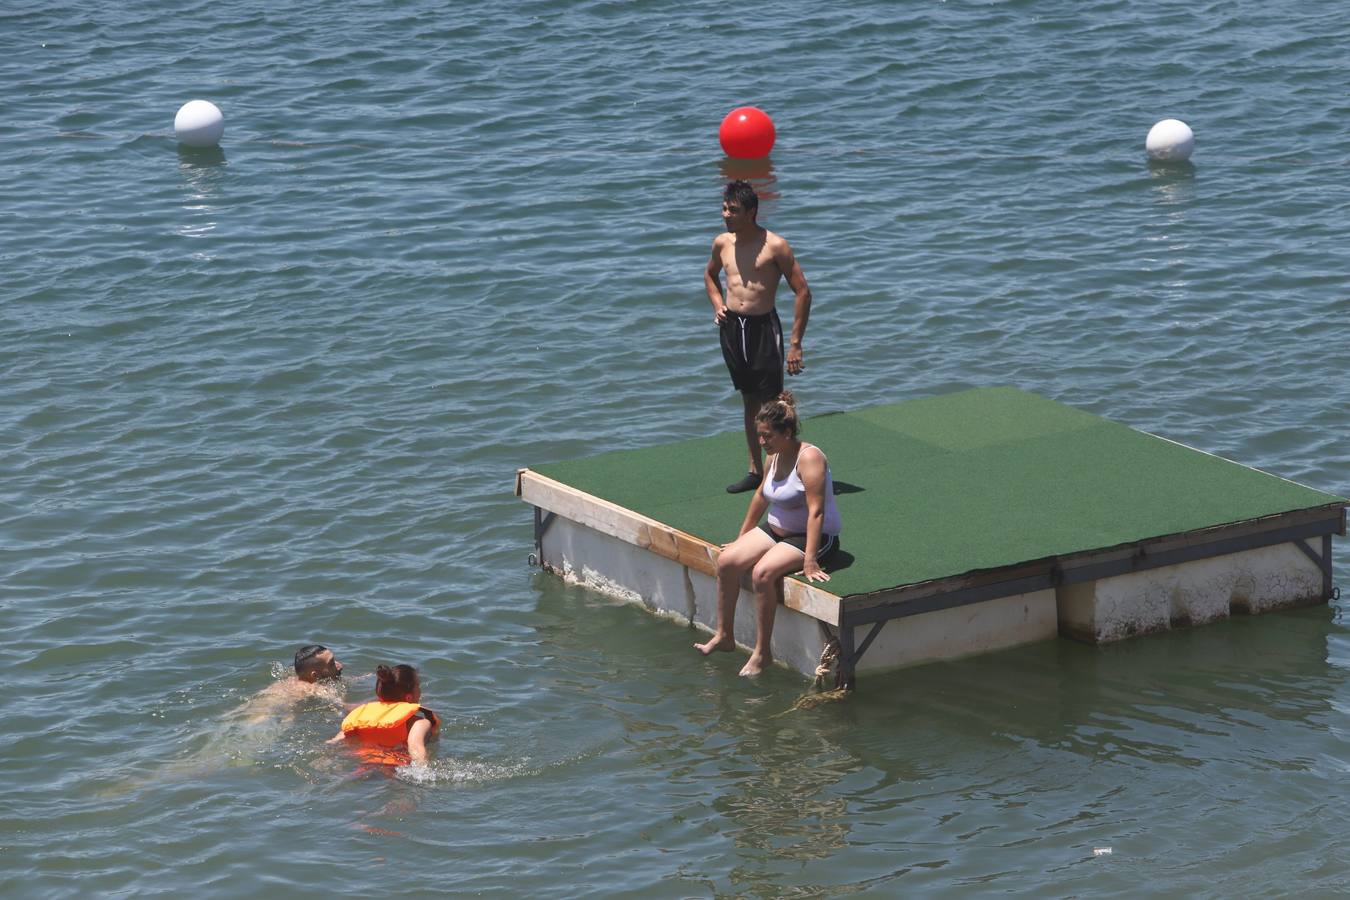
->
xmin=801 ymin=560 xmax=831 ymax=583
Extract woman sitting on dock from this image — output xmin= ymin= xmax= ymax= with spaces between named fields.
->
xmin=696 ymin=391 xmax=842 ymax=676
xmin=328 ymin=663 xmax=439 ymax=765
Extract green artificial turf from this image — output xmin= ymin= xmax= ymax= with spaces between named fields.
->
xmin=531 ymin=387 xmax=1346 ymax=598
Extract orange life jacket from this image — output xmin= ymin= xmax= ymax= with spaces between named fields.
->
xmin=340 ymin=701 xmax=426 ymax=766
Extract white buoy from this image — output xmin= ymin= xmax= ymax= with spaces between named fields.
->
xmin=174 ymin=100 xmax=225 ymax=148
xmin=1146 ymin=118 xmax=1194 ymax=162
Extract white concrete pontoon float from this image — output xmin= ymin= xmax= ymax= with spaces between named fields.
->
xmin=517 ymin=388 xmax=1346 ymax=686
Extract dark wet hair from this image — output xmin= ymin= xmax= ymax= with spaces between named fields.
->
xmin=723 ymin=179 xmax=758 ymax=215
xmin=755 ymin=391 xmax=800 ymax=438
xmin=374 ymin=664 xmax=420 ymax=703
xmin=294 ymin=644 xmax=328 ymax=678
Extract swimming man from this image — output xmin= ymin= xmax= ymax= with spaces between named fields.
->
xmin=704 ymin=180 xmax=813 ymax=493
xmin=238 ymin=643 xmax=346 ymax=723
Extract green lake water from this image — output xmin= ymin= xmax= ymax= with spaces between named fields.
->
xmin=4 ymin=0 xmax=1350 ymax=895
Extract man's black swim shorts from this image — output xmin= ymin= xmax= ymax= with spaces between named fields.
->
xmin=720 ymin=308 xmax=784 ymax=398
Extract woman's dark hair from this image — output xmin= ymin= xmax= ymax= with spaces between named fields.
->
xmin=723 ymin=179 xmax=758 ymax=214
xmin=374 ymin=664 xmax=420 ymax=702
xmin=755 ymin=391 xmax=800 ymax=438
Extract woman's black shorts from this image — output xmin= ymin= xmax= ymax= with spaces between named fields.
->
xmin=758 ymin=523 xmax=840 ymax=562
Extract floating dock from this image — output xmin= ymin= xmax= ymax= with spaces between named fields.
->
xmin=517 ymin=387 xmax=1346 ymax=685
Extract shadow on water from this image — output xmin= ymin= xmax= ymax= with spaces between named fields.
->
xmin=525 ymin=579 xmax=874 ymax=862
xmin=846 ymin=605 xmax=1339 ymax=770
xmin=700 ymin=690 xmax=862 ymax=863
xmin=717 ymin=155 xmax=779 ymax=202
xmin=177 ymin=145 xmax=227 ymax=168
xmin=1147 ymin=157 xmax=1196 ymax=180
xmin=1146 ymin=158 xmax=1196 ymax=206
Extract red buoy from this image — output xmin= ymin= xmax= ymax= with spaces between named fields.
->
xmin=719 ymin=106 xmax=775 ymax=159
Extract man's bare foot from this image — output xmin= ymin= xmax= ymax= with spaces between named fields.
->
xmin=695 ymin=635 xmax=735 ymax=655
xmin=739 ymin=653 xmax=771 ymax=676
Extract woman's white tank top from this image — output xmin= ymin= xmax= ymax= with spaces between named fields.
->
xmin=762 ymin=445 xmax=842 ymax=535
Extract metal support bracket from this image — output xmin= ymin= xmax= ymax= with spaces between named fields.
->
xmin=829 ymin=615 xmax=889 ymax=691
xmin=852 ymin=620 xmax=887 ymax=668
xmin=532 ymin=507 xmax=556 ymax=567
xmin=1294 ymin=536 xmax=1333 ymax=600
xmin=1325 ymin=533 xmax=1335 ymax=601
xmin=836 ymin=617 xmax=856 ymax=691
xmin=828 ymin=619 xmax=888 ymax=691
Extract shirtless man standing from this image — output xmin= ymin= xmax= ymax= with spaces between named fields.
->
xmin=705 ymin=180 xmax=813 ymax=493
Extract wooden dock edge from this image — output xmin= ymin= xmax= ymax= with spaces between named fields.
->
xmin=517 ymin=468 xmax=842 ymax=626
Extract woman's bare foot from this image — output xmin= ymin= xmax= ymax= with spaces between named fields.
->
xmin=695 ymin=635 xmax=736 ymax=655
xmin=739 ymin=653 xmax=771 ymax=676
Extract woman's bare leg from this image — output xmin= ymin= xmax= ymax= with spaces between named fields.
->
xmin=695 ymin=528 xmax=775 ymax=655
xmin=740 ymin=542 xmax=809 ymax=676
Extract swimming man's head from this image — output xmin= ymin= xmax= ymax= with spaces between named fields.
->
xmin=294 ymin=644 xmax=344 ymax=683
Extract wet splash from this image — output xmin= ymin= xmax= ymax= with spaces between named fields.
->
xmin=392 ymin=757 xmax=536 ymax=787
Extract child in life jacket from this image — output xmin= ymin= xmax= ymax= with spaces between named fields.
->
xmin=328 ymin=663 xmax=439 ymax=765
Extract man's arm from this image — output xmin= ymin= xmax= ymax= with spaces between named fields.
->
xmin=705 ymin=237 xmax=728 ymax=325
xmin=776 ymin=239 xmax=811 ymax=375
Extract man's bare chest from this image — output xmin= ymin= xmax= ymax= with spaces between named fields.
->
xmin=723 ymin=246 xmax=780 ymax=285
